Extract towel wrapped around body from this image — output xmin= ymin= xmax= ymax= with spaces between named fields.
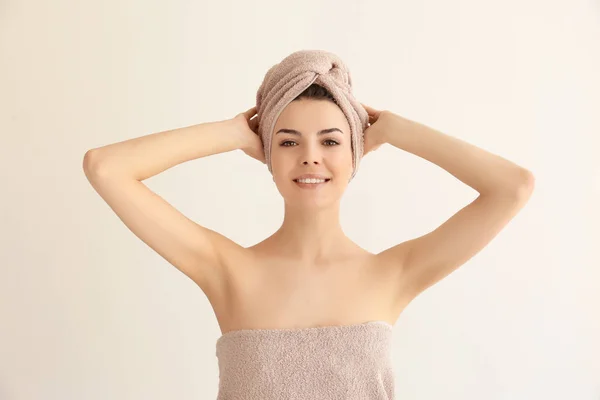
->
xmin=215 ymin=320 xmax=395 ymax=399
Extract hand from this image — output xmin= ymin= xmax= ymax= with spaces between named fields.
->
xmin=361 ymin=103 xmax=392 ymax=156
xmin=231 ymin=106 xmax=266 ymax=164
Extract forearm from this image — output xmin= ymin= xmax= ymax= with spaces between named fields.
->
xmin=383 ymin=114 xmax=534 ymax=197
xmin=84 ymin=119 xmax=241 ymax=181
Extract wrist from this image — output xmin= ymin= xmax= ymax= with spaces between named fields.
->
xmin=383 ymin=112 xmax=416 ymax=142
xmin=377 ymin=111 xmax=397 ymax=145
xmin=217 ymin=118 xmax=246 ymax=150
xmin=233 ymin=117 xmax=260 ymax=150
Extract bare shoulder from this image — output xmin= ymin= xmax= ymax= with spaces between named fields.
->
xmin=205 ymin=239 xmax=413 ymax=332
xmin=201 ymin=235 xmax=259 ymax=303
xmin=372 ymin=244 xmax=416 ymax=313
xmin=374 ymin=242 xmax=410 ymax=279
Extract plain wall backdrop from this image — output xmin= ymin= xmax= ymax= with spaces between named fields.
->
xmin=1 ymin=0 xmax=598 ymax=399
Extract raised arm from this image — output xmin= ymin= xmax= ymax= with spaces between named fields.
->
xmin=371 ymin=110 xmax=535 ymax=306
xmin=82 ymin=114 xmax=258 ymax=295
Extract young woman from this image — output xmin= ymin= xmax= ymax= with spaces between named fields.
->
xmin=83 ymin=52 xmax=534 ymax=399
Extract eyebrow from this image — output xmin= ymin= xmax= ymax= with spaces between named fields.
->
xmin=275 ymin=128 xmax=344 ymax=136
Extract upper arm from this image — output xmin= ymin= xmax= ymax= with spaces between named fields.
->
xmin=378 ymin=176 xmax=534 ymax=303
xmin=83 ymin=151 xmax=238 ymax=293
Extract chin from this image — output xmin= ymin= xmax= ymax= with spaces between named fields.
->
xmin=284 ymin=185 xmax=346 ymax=209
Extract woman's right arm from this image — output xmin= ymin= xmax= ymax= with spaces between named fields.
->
xmin=82 ymin=118 xmax=252 ymax=295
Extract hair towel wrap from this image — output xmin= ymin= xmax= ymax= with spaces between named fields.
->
xmin=255 ymin=49 xmax=369 ymax=181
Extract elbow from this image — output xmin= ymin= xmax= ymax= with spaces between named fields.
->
xmin=83 ymin=149 xmax=136 ymax=181
xmin=83 ymin=149 xmax=111 ymax=179
xmin=82 ymin=149 xmax=96 ymax=177
xmin=514 ymin=168 xmax=535 ymax=200
xmin=484 ymin=168 xmax=535 ymax=201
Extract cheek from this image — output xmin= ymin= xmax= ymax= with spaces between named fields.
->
xmin=270 ymin=143 xmax=353 ymax=173
xmin=270 ymin=147 xmax=294 ymax=178
xmin=329 ymin=144 xmax=353 ymax=169
xmin=270 ymin=146 xmax=286 ymax=164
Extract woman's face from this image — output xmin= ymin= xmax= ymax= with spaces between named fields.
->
xmin=270 ymin=98 xmax=353 ymax=209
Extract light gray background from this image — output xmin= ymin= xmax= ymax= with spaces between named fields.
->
xmin=1 ymin=0 xmax=598 ymax=399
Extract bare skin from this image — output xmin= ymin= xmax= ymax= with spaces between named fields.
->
xmin=201 ymin=100 xmax=409 ymax=334
xmin=83 ymin=98 xmax=533 ymax=337
xmin=206 ymin=239 xmax=407 ymax=335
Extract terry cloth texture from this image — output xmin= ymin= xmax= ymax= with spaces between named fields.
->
xmin=215 ymin=320 xmax=395 ymax=399
xmin=255 ymin=49 xmax=369 ymax=181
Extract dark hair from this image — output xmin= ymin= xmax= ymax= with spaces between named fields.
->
xmin=293 ymin=83 xmax=339 ymax=106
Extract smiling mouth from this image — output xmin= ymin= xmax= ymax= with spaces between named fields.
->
xmin=292 ymin=178 xmax=331 ymax=189
xmin=293 ymin=179 xmax=331 ymax=183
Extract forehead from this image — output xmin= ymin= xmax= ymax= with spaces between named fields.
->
xmin=275 ymin=99 xmax=350 ymax=133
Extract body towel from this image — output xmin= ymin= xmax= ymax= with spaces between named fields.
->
xmin=255 ymin=49 xmax=369 ymax=181
xmin=215 ymin=320 xmax=395 ymax=399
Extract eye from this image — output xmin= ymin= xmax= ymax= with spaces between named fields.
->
xmin=280 ymin=139 xmax=340 ymax=147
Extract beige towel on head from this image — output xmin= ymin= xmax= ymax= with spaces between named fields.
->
xmin=215 ymin=320 xmax=395 ymax=399
xmin=256 ymin=49 xmax=369 ymax=181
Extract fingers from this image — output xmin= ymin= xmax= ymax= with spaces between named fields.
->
xmin=361 ymin=102 xmax=380 ymax=117
xmin=244 ymin=106 xmax=258 ymax=119
xmin=249 ymin=117 xmax=259 ymax=134
xmin=361 ymin=102 xmax=373 ymax=113
xmin=363 ymin=104 xmax=381 ymax=127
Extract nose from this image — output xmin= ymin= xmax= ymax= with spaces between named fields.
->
xmin=303 ymin=160 xmax=319 ymax=166
xmin=301 ymin=141 xmax=322 ymax=166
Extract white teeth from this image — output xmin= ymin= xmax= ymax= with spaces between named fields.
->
xmin=296 ymin=178 xmax=327 ymax=184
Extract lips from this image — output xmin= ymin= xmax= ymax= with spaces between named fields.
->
xmin=293 ymin=178 xmax=331 ymax=189
xmin=293 ymin=175 xmax=331 ymax=180
xmin=293 ymin=178 xmax=331 ymax=183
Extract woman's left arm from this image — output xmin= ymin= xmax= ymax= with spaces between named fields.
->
xmin=372 ymin=110 xmax=535 ymax=302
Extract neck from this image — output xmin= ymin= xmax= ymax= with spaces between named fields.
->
xmin=272 ymin=201 xmax=353 ymax=263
